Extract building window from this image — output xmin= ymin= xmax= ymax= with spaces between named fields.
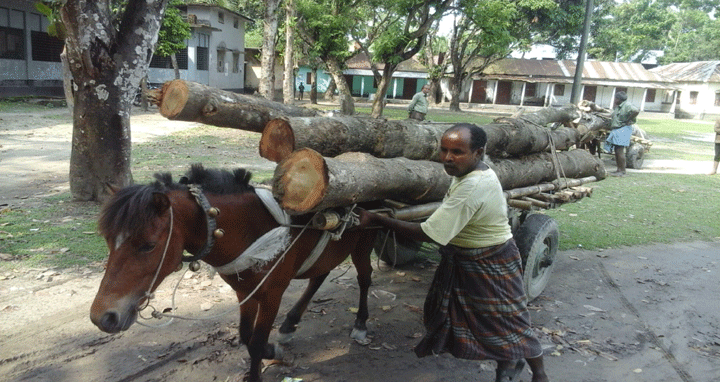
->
xmin=554 ymin=85 xmax=564 ymax=96
xmin=715 ymin=92 xmax=720 ymax=107
xmin=0 ymin=26 xmax=25 ymax=60
xmin=31 ymin=30 xmax=64 ymax=62
xmin=232 ymin=53 xmax=239 ymax=73
xmin=196 ymin=33 xmax=209 ymax=71
xmin=233 ymin=18 xmax=238 ymax=29
xmin=217 ymin=49 xmax=225 ymax=72
xmin=690 ymin=91 xmax=698 ymax=105
xmin=150 ymin=47 xmax=189 ymax=69
xmin=218 ymin=12 xmax=224 ymax=24
xmin=524 ymin=83 xmax=537 ymax=97
xmin=645 ymin=89 xmax=656 ymax=103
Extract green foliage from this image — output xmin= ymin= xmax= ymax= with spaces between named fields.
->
xmin=155 ymin=0 xmax=191 ymax=57
xmin=35 ymin=1 xmax=67 ymax=39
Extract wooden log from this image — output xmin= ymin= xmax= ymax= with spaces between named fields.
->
xmin=273 ymin=148 xmax=606 ymax=214
xmin=260 ymin=108 xmax=583 ymax=163
xmin=272 ymin=148 xmax=452 ymax=214
xmin=502 ymin=176 xmax=597 ymax=199
xmin=153 ymin=79 xmax=318 ymax=132
xmin=489 ymin=149 xmax=607 ymax=190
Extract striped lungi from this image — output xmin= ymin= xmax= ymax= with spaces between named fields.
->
xmin=414 ymin=239 xmax=543 ymax=361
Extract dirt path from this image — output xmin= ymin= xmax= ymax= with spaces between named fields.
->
xmin=1 ymin=106 xmax=719 ymax=381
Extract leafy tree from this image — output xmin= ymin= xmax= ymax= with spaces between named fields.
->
xmin=362 ymin=0 xmax=453 ymax=118
xmin=587 ymin=0 xmax=673 ymax=62
xmin=296 ymin=0 xmax=363 ymax=114
xmin=444 ymin=0 xmax=555 ymax=111
xmin=155 ymin=0 xmax=191 ymax=79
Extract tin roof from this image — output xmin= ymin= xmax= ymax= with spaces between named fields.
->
xmin=650 ymin=61 xmax=720 ymax=83
xmin=346 ymin=52 xmax=428 ymax=73
xmin=481 ymin=58 xmax=672 ymax=85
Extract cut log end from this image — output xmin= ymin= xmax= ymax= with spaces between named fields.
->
xmin=273 ymin=148 xmax=328 ymax=213
xmin=159 ymin=79 xmax=190 ymax=119
xmin=260 ymin=118 xmax=295 ymax=163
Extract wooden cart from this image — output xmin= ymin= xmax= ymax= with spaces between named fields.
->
xmin=371 ymin=176 xmax=598 ymax=301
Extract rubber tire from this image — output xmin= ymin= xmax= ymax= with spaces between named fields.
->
xmin=374 ymin=233 xmax=424 ymax=266
xmin=626 ymin=143 xmax=645 ymax=169
xmin=515 ymin=214 xmax=559 ymax=301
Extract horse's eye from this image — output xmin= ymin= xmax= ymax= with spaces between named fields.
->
xmin=139 ymin=243 xmax=156 ymax=253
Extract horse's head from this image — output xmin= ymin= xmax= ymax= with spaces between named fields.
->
xmin=90 ymin=176 xmax=185 ymax=333
xmin=90 ymin=165 xmax=256 ymax=333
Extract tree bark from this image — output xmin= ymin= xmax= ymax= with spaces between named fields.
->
xmin=310 ymin=68 xmax=318 ymax=104
xmin=324 ymin=78 xmax=336 ymax=100
xmin=272 ymin=147 xmax=606 ymax=214
xmin=155 ymin=79 xmax=317 ymax=132
xmin=489 ymin=149 xmax=606 ymax=190
xmin=370 ymin=66 xmax=395 ymax=118
xmin=283 ymin=0 xmax=295 ymax=104
xmin=448 ymin=76 xmax=463 ymax=112
xmin=326 ymin=59 xmax=354 ymax=114
xmin=259 ymin=105 xmax=583 ymax=162
xmin=61 ymin=0 xmax=168 ymax=202
xmin=260 ymin=0 xmax=280 ymax=100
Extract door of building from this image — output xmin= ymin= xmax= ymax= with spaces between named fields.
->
xmin=471 ymin=80 xmax=488 ymax=103
xmin=496 ymin=81 xmax=512 ymax=104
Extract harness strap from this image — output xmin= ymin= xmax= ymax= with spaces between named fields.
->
xmin=182 ymin=185 xmax=217 ymax=262
xmin=213 ymin=188 xmax=292 ymax=275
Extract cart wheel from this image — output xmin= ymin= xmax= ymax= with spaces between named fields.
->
xmin=626 ymin=143 xmax=645 ymax=169
xmin=515 ymin=214 xmax=559 ymax=301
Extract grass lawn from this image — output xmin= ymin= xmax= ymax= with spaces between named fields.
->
xmin=0 ymin=102 xmax=718 ymax=269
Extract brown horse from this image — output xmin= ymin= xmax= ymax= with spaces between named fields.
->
xmin=90 ymin=164 xmax=378 ymax=382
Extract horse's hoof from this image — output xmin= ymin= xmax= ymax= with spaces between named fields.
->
xmin=277 ymin=332 xmax=294 ymax=345
xmin=350 ymin=328 xmax=371 ymax=345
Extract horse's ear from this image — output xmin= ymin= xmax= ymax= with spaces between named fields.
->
xmin=152 ymin=192 xmax=171 ymax=214
xmin=105 ymin=182 xmax=121 ymax=195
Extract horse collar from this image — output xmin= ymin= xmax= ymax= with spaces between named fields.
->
xmin=182 ymin=184 xmax=219 ymax=263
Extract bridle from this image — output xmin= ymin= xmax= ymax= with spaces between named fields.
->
xmin=136 ymin=184 xmax=221 ymax=316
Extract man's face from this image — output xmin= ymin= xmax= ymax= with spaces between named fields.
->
xmin=439 ymin=128 xmax=482 ymax=177
xmin=422 ymin=85 xmax=430 ymax=94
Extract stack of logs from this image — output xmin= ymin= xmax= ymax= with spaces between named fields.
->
xmin=151 ymin=80 xmax=609 ymax=217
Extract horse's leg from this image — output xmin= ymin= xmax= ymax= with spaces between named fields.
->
xmin=238 ymin=298 xmax=258 ymax=346
xmin=349 ymin=232 xmax=376 ymax=345
xmin=244 ymin=290 xmax=287 ymax=382
xmin=278 ymin=272 xmax=329 ymax=344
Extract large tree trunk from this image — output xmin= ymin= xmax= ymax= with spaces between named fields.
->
xmin=259 ymin=105 xmax=582 ymax=162
xmin=310 ymin=68 xmax=318 ymax=104
xmin=259 ymin=0 xmax=280 ymax=100
xmin=448 ymin=76 xmax=463 ymax=112
xmin=61 ymin=0 xmax=167 ymax=202
xmin=326 ymin=59 xmax=354 ymax=114
xmin=324 ymin=78 xmax=336 ymax=100
xmin=154 ymin=80 xmax=317 ymax=132
xmin=272 ymin=147 xmax=606 ymax=214
xmin=282 ymin=0 xmax=295 ymax=104
xmin=371 ymin=66 xmax=396 ymax=118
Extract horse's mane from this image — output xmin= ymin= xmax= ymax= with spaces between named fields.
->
xmin=98 ymin=164 xmax=254 ymax=239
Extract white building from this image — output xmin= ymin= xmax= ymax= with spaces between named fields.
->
xmin=0 ymin=1 xmax=252 ymax=97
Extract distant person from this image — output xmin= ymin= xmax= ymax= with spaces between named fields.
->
xmin=298 ymin=82 xmax=305 ymax=100
xmin=711 ymin=118 xmax=720 ymax=175
xmin=604 ymin=91 xmax=639 ymax=176
xmin=408 ymin=83 xmax=430 ymax=121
